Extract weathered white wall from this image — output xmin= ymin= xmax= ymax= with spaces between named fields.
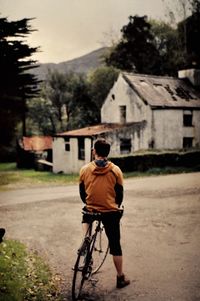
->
xmin=101 ymin=74 xmax=153 ymax=150
xmin=53 ymin=137 xmax=68 ymax=173
xmin=153 ymin=109 xmax=200 ymax=149
xmin=69 ymin=138 xmax=79 ymax=173
xmin=85 ymin=138 xmax=93 ymax=163
xmin=153 ymin=110 xmax=182 ymax=149
xmin=53 ymin=137 xmax=93 ymax=174
xmin=193 ymin=111 xmax=200 ymax=147
xmin=101 ymin=74 xmax=148 ymax=123
xmin=153 ymin=110 xmax=181 ymax=149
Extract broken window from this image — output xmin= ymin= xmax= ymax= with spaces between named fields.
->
xmin=111 ymin=94 xmax=115 ymax=100
xmin=183 ymin=137 xmax=193 ymax=148
xmin=149 ymin=139 xmax=155 ymax=149
xmin=64 ymin=137 xmax=70 ymax=151
xmin=119 ymin=105 xmax=126 ymax=123
xmin=78 ymin=138 xmax=85 ymax=160
xmin=120 ymin=138 xmax=131 ymax=154
xmin=183 ymin=110 xmax=193 ymax=127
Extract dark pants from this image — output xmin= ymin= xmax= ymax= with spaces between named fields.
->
xmin=82 ymin=211 xmax=122 ymax=256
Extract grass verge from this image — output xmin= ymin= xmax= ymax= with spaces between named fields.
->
xmin=0 ymin=162 xmax=199 ymax=190
xmin=0 ymin=239 xmax=62 ymax=301
xmin=0 ymin=163 xmax=78 ymax=189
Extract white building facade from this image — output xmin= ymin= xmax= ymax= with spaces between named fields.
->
xmin=102 ymin=71 xmax=200 ymax=151
xmin=53 ymin=69 xmax=200 ymax=173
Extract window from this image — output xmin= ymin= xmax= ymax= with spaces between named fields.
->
xmin=64 ymin=137 xmax=70 ymax=151
xmin=120 ymin=139 xmax=131 ymax=154
xmin=183 ymin=137 xmax=193 ymax=148
xmin=149 ymin=139 xmax=155 ymax=149
xmin=119 ymin=105 xmax=126 ymax=123
xmin=78 ymin=138 xmax=85 ymax=160
xmin=183 ymin=110 xmax=193 ymax=127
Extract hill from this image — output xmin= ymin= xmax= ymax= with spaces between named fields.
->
xmin=32 ymin=47 xmax=109 ymax=80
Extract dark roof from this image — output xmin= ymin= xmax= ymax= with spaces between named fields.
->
xmin=56 ymin=123 xmax=135 ymax=137
xmin=123 ymin=72 xmax=200 ymax=109
xmin=22 ymin=136 xmax=52 ymax=151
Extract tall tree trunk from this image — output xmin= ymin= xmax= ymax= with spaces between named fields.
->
xmin=22 ymin=96 xmax=26 ymax=137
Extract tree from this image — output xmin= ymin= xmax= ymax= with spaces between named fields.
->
xmin=0 ymin=16 xmax=40 ymax=159
xmin=190 ymin=0 xmax=200 ymax=13
xmin=88 ymin=66 xmax=119 ymax=122
xmin=150 ymin=20 xmax=184 ymax=75
xmin=43 ymin=70 xmax=71 ymax=132
xmin=68 ymin=75 xmax=95 ymax=129
xmin=42 ymin=70 xmax=97 ymax=132
xmin=26 ymin=96 xmax=58 ymax=135
xmin=161 ymin=0 xmax=200 ymax=68
xmin=105 ymin=15 xmax=162 ymax=74
xmin=178 ymin=1 xmax=200 ymax=67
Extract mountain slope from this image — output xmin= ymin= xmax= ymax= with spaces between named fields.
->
xmin=32 ymin=47 xmax=109 ymax=80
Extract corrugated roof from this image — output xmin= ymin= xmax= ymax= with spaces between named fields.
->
xmin=123 ymin=72 xmax=200 ymax=108
xmin=22 ymin=136 xmax=52 ymax=151
xmin=56 ymin=123 xmax=134 ymax=137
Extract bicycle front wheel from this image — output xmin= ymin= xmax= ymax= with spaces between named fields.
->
xmin=92 ymin=223 xmax=109 ymax=274
xmin=72 ymin=242 xmax=88 ymax=301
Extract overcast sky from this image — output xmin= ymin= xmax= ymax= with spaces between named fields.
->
xmin=1 ymin=0 xmax=176 ymax=64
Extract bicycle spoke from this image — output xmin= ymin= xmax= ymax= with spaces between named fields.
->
xmin=92 ymin=225 xmax=109 ymax=274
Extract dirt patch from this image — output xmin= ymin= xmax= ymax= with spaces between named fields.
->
xmin=0 ymin=173 xmax=200 ymax=301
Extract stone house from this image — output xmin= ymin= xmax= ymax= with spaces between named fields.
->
xmin=53 ymin=69 xmax=200 ymax=173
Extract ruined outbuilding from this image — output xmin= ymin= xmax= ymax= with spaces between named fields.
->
xmin=17 ymin=136 xmax=52 ymax=169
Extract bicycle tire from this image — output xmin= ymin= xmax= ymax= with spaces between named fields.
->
xmin=72 ymin=240 xmax=90 ymax=301
xmin=91 ymin=223 xmax=109 ymax=274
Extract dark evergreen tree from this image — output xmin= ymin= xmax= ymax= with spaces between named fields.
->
xmin=105 ymin=16 xmax=162 ymax=75
xmin=0 ymin=17 xmax=40 ymax=160
xmin=150 ymin=20 xmax=184 ymax=76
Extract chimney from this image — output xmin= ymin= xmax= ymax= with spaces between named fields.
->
xmin=178 ymin=69 xmax=200 ymax=87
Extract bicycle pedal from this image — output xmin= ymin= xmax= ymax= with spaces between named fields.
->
xmin=71 ymin=266 xmax=84 ymax=272
xmin=84 ymin=273 xmax=90 ymax=280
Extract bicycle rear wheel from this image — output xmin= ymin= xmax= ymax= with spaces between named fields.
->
xmin=92 ymin=223 xmax=109 ymax=274
xmin=72 ymin=241 xmax=89 ymax=301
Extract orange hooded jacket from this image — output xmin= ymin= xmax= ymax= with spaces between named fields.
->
xmin=79 ymin=160 xmax=123 ymax=212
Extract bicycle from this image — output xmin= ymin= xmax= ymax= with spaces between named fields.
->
xmin=72 ymin=210 xmax=109 ymax=301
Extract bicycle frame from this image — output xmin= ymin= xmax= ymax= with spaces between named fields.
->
xmin=72 ymin=212 xmax=109 ymax=300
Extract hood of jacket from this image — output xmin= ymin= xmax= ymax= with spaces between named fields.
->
xmin=91 ymin=160 xmax=114 ymax=175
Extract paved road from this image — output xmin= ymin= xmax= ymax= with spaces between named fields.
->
xmin=0 ymin=172 xmax=200 ymax=301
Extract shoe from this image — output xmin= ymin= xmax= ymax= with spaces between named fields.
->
xmin=116 ymin=274 xmax=130 ymax=288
